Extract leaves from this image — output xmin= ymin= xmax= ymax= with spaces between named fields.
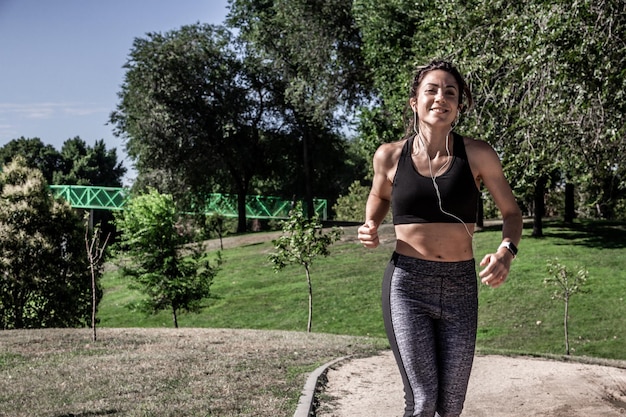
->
xmin=545 ymin=257 xmax=589 ymax=300
xmin=114 ymin=189 xmax=220 ymax=327
xmin=353 ymin=0 xmax=626 ymax=220
xmin=269 ymin=201 xmax=342 ymax=332
xmin=0 ymin=157 xmax=93 ymax=329
xmin=269 ymin=202 xmax=342 ymax=271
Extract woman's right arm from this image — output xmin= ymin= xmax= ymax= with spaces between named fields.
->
xmin=358 ymin=144 xmax=395 ymax=248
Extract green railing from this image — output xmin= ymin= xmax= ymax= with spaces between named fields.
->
xmin=204 ymin=194 xmax=327 ymax=220
xmin=50 ymin=185 xmax=327 ymax=220
xmin=50 ymin=185 xmax=129 ymax=210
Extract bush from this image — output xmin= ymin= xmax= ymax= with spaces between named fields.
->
xmin=333 ymin=181 xmax=370 ymax=222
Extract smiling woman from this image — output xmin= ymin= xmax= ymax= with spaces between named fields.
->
xmin=357 ymin=60 xmax=523 ymax=417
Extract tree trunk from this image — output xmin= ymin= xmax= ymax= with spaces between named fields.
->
xmin=302 ymin=132 xmax=315 ymax=219
xmin=14 ymin=288 xmax=25 ymax=329
xmin=532 ymin=176 xmax=546 ymax=237
xmin=305 ymin=264 xmax=313 ymax=333
xmin=91 ymin=263 xmax=97 ymax=342
xmin=564 ymin=182 xmax=575 ymax=224
xmin=236 ymin=191 xmax=247 ymax=233
xmin=564 ymin=295 xmax=570 ymax=355
xmin=172 ymin=307 xmax=179 ymax=329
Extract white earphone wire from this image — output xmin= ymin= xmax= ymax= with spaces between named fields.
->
xmin=413 ymin=110 xmax=474 ymax=239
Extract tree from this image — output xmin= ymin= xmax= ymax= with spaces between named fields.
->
xmin=545 ymin=258 xmax=589 ymax=355
xmin=550 ymin=0 xmax=626 ymax=220
xmin=111 ymin=23 xmax=280 ymax=232
xmin=0 ymin=137 xmax=62 ymax=184
xmin=53 ymin=137 xmax=126 ymax=187
xmin=84 ymin=216 xmax=110 ymax=342
xmin=228 ymin=0 xmax=372 ymax=217
xmin=0 ymin=136 xmax=126 ymax=187
xmin=269 ymin=202 xmax=342 ymax=332
xmin=206 ymin=213 xmax=227 ymax=251
xmin=114 ymin=188 xmax=220 ymax=328
xmin=332 ymin=180 xmax=371 ymax=222
xmin=0 ymin=157 xmax=95 ymax=329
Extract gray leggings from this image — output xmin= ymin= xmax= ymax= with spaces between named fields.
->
xmin=382 ymin=252 xmax=478 ymax=417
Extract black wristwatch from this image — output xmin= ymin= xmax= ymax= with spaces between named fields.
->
xmin=499 ymin=241 xmax=518 ymax=258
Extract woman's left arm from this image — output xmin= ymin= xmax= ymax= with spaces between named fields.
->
xmin=469 ymin=139 xmax=523 ymax=287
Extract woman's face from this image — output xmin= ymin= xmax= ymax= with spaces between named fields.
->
xmin=411 ymin=70 xmax=460 ymax=128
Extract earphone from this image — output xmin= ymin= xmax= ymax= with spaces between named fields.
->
xmin=412 ymin=109 xmax=474 ymax=239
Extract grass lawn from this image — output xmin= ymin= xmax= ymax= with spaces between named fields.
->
xmin=99 ymin=220 xmax=626 ymax=361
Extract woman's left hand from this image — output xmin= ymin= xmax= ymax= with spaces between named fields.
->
xmin=478 ymin=250 xmax=513 ymax=288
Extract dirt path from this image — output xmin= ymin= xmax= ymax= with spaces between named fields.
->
xmin=317 ymin=351 xmax=626 ymax=417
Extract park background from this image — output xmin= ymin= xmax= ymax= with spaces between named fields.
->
xmin=1 ymin=1 xmax=625 ymax=416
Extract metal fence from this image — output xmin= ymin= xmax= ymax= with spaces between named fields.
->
xmin=50 ymin=185 xmax=327 ymax=220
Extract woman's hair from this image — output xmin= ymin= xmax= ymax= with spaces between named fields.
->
xmin=402 ymin=60 xmax=473 ymax=138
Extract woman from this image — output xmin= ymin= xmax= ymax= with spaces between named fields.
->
xmin=357 ymin=60 xmax=522 ymax=417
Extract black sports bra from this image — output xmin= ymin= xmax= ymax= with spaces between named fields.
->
xmin=392 ymin=132 xmax=479 ymax=224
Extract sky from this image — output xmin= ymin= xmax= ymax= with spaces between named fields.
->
xmin=0 ymin=0 xmax=231 ymax=184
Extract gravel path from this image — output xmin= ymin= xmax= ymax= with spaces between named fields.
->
xmin=317 ymin=351 xmax=626 ymax=417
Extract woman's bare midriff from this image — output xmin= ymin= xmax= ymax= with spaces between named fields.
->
xmin=394 ymin=223 xmax=475 ymax=262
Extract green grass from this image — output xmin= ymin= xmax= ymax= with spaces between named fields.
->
xmin=98 ymin=220 xmax=626 ymax=360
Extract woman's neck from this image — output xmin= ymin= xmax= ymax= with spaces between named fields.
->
xmin=415 ymin=123 xmax=453 ymax=154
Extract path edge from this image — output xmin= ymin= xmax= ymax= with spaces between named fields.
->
xmin=293 ymin=356 xmax=350 ymax=417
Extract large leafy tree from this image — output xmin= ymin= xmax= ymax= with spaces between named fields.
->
xmin=114 ymin=189 xmax=220 ymax=328
xmin=228 ymin=0 xmax=372 ymax=216
xmin=551 ymin=0 xmax=626 ymax=219
xmin=111 ymin=24 xmax=283 ymax=232
xmin=0 ymin=157 xmax=95 ymax=329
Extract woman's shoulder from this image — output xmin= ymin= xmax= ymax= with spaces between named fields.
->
xmin=462 ymin=135 xmax=498 ymax=157
xmin=373 ymin=138 xmax=407 ymax=172
xmin=374 ymin=138 xmax=407 ymax=159
xmin=461 ymin=135 xmax=503 ymax=174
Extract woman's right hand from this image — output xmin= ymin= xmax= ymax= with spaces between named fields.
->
xmin=358 ymin=220 xmax=380 ymax=248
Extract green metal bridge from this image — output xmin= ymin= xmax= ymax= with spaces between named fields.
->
xmin=49 ymin=185 xmax=328 ymax=220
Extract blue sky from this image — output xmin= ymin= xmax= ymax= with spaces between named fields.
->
xmin=0 ymin=0 xmax=230 ymax=184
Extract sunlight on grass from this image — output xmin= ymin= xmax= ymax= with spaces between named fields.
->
xmin=99 ymin=221 xmax=626 ymax=360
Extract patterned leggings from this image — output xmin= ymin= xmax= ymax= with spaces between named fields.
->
xmin=382 ymin=252 xmax=478 ymax=417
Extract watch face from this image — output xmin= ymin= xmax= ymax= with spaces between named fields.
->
xmin=508 ymin=242 xmax=518 ymax=255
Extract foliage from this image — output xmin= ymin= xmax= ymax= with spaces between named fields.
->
xmin=53 ymin=137 xmax=126 ymax=187
xmin=0 ymin=136 xmax=126 ymax=187
xmin=269 ymin=202 xmax=342 ymax=332
xmin=228 ymin=0 xmax=372 ymax=217
xmin=113 ymin=188 xmax=220 ymax=328
xmin=0 ymin=137 xmax=62 ymax=184
xmin=545 ymin=258 xmax=589 ymax=355
xmin=0 ymin=157 xmax=96 ymax=329
xmin=111 ymin=23 xmax=288 ymax=232
xmin=205 ymin=213 xmax=229 ymax=250
xmin=229 ymin=0 xmax=371 ymax=125
xmin=0 ymin=136 xmax=127 ymax=240
xmin=352 ymin=0 xmax=626 ymax=232
xmin=332 ymin=180 xmax=370 ymax=222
